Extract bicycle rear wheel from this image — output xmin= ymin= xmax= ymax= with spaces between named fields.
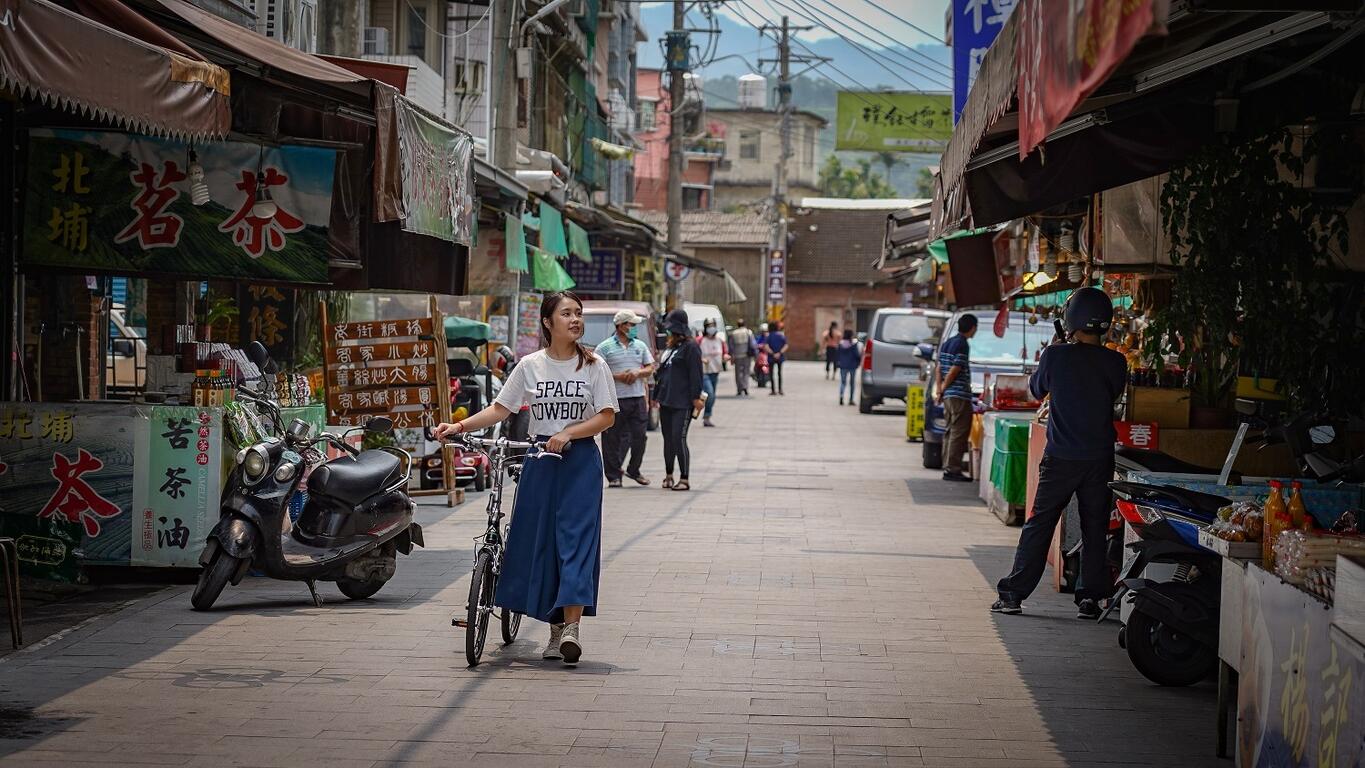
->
xmin=465 ymin=549 xmax=495 ymax=666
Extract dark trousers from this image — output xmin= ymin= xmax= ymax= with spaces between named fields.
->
xmin=601 ymin=396 xmax=647 ymax=481
xmin=998 ymin=455 xmax=1114 ymax=604
xmin=769 ymin=359 xmax=784 ymax=393
xmin=659 ymin=406 xmax=691 ymax=479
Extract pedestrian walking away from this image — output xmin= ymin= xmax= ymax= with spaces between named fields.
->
xmin=937 ymin=314 xmax=977 ymax=481
xmin=821 ymin=321 xmax=840 ymax=380
xmin=595 ymin=309 xmax=655 ymax=487
xmin=728 ymin=319 xmax=755 ymax=396
xmin=765 ymin=321 xmax=789 ymax=396
xmin=994 ymin=287 xmax=1128 ymax=619
xmin=835 ymin=329 xmax=860 ymax=405
xmin=699 ymin=319 xmax=729 ymax=427
xmin=654 ymin=309 xmax=704 ymax=492
xmin=433 ymin=291 xmax=618 ymax=665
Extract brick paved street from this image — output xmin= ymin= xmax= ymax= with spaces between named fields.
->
xmin=0 ymin=362 xmax=1221 ymax=767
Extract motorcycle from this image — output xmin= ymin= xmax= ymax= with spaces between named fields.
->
xmin=192 ymin=342 xmax=424 ymax=611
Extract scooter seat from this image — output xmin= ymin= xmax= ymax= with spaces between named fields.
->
xmin=308 ymin=451 xmax=402 ymax=507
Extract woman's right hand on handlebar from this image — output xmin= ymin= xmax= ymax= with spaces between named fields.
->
xmin=433 ymin=421 xmax=464 ymax=440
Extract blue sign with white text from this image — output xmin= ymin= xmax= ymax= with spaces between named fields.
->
xmin=952 ymin=0 xmax=1017 ymax=123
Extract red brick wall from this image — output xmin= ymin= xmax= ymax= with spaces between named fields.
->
xmin=784 ymin=282 xmax=901 ymax=360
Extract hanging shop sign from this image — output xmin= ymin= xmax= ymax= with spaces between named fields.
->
xmin=24 ymin=129 xmax=336 ymax=283
xmin=634 ymin=255 xmax=661 ymax=305
xmin=1017 ymin=0 xmax=1166 ymax=158
xmin=835 ymin=92 xmax=953 ymax=152
xmin=1113 ymin=421 xmax=1159 ymax=452
xmin=515 ymin=292 xmax=544 ymax=359
xmin=322 ymin=314 xmax=452 ymax=430
xmin=766 ymin=249 xmax=786 ymax=322
xmin=467 ymin=228 xmax=520 ymax=295
xmin=238 ymin=285 xmax=297 ymax=367
xmin=131 ymin=406 xmax=224 ymax=568
xmin=566 ymin=248 xmax=625 ymax=294
xmin=951 ymin=0 xmax=1016 ymax=123
xmin=394 ymin=96 xmax=475 ymax=245
xmin=664 ymin=259 xmax=692 ymax=282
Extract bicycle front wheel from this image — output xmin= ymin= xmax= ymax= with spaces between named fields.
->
xmin=501 ymin=607 xmax=522 ymax=643
xmin=465 ymin=549 xmax=495 ymax=666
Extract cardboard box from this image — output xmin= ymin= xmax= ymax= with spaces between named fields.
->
xmin=1128 ymin=385 xmax=1190 ymax=429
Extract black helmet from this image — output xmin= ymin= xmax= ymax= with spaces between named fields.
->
xmin=1062 ymin=286 xmax=1113 ymax=335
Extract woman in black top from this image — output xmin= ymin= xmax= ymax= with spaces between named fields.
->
xmin=654 ymin=309 xmax=703 ymax=491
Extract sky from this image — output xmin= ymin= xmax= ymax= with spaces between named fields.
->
xmin=636 ymin=0 xmax=952 ymax=92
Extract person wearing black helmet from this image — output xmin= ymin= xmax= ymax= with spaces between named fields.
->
xmin=993 ymin=286 xmax=1128 ymax=620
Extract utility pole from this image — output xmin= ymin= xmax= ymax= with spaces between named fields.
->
xmin=663 ymin=0 xmax=688 ymax=309
xmin=491 ymin=0 xmax=517 ymax=172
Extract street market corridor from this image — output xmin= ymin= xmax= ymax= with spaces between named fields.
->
xmin=0 ymin=362 xmax=1219 ymax=767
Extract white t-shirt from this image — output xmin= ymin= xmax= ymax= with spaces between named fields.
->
xmin=494 ymin=349 xmax=619 ymax=437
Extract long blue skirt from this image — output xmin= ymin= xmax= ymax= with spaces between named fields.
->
xmin=493 ymin=437 xmax=602 ymax=624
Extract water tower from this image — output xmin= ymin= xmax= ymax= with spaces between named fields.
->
xmin=738 ymin=73 xmax=767 ymax=110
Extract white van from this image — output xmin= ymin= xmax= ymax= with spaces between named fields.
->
xmin=682 ymin=302 xmax=725 ymax=334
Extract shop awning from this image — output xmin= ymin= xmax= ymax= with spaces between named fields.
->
xmin=0 ymin=0 xmax=230 ymax=139
xmin=444 ymin=316 xmax=492 ymax=347
xmin=880 ymin=206 xmax=931 ymax=269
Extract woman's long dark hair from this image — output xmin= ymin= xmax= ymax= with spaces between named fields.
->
xmin=540 ymin=291 xmax=596 ymax=370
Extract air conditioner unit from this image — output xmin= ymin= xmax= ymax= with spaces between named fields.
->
xmin=450 ymin=60 xmax=486 ymax=96
xmin=363 ymin=26 xmax=390 ymax=56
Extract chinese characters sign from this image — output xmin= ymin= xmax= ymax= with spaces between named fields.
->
xmin=1113 ymin=421 xmax=1158 ymax=451
xmin=24 ymin=129 xmax=336 ymax=283
xmin=834 ymin=92 xmax=953 ymax=152
xmin=766 ymin=249 xmax=786 ymax=324
xmin=132 ymin=407 xmax=223 ymax=567
xmin=565 ymin=249 xmax=625 ymax=295
xmin=324 ymin=316 xmax=446 ymax=429
xmin=952 ymin=0 xmax=1016 ymax=122
xmin=239 ymin=285 xmax=297 ymax=367
xmin=394 ymin=96 xmax=475 ymax=245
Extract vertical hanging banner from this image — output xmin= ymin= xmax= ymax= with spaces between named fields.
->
xmin=515 ymin=292 xmax=544 ymax=359
xmin=1017 ymin=0 xmax=1168 ymax=158
xmin=766 ymin=249 xmax=786 ymax=323
xmin=24 ymin=129 xmax=335 ymax=282
xmin=393 ymin=96 xmax=475 ymax=245
xmin=132 ymin=406 xmax=223 ymax=567
xmin=952 ymin=0 xmax=1017 ymax=122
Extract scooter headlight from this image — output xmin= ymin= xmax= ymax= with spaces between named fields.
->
xmin=274 ymin=461 xmax=297 ymax=483
xmin=242 ymin=445 xmax=269 ymax=482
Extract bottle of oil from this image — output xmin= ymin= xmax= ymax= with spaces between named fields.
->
xmin=192 ymin=370 xmax=207 ymax=407
xmin=1262 ymin=480 xmax=1288 ymax=570
xmin=1288 ymin=481 xmax=1310 ymax=531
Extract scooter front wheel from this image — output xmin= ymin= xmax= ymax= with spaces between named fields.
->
xmin=192 ymin=548 xmax=240 ymax=611
xmin=465 ymin=549 xmax=495 ymax=666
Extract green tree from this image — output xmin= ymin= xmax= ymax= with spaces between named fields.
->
xmin=819 ymin=156 xmax=898 ymax=199
xmin=874 ymin=151 xmax=902 ymax=187
xmin=915 ymin=167 xmax=936 ymax=198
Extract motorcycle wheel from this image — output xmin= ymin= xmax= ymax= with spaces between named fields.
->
xmin=337 ymin=577 xmax=386 ymax=600
xmin=501 ymin=608 xmax=522 ymax=644
xmin=191 ymin=548 xmax=239 ymax=611
xmin=465 ymin=549 xmax=495 ymax=666
xmin=1125 ymin=609 xmax=1215 ymax=686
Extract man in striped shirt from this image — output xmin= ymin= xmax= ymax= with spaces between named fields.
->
xmin=936 ymin=314 xmax=978 ymax=481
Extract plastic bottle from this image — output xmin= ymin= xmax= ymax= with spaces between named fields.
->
xmin=1288 ymin=481 xmax=1310 ymax=531
xmin=1263 ymin=480 xmax=1288 ymax=570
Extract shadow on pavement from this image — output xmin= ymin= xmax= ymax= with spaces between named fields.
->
xmin=963 ymin=544 xmax=1223 ymax=768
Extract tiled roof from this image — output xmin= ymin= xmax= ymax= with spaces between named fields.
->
xmin=789 ymin=207 xmax=899 ymax=285
xmin=635 ymin=210 xmax=769 ymax=247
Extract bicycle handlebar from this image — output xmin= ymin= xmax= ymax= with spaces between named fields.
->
xmin=441 ymin=433 xmax=565 ymax=458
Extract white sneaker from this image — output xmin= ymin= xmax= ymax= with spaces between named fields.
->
xmin=542 ymin=623 xmax=564 ymax=660
xmin=559 ymin=622 xmax=582 ymax=665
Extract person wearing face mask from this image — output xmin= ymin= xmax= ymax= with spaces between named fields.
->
xmin=698 ymin=319 xmax=730 ymax=427
xmin=595 ymin=310 xmax=655 ymax=487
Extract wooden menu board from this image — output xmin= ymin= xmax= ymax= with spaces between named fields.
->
xmin=321 ymin=298 xmax=456 ymax=503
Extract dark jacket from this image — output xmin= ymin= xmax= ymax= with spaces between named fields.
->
xmin=655 ymin=337 xmax=703 ymax=410
xmin=834 ymin=339 xmax=861 ymax=370
xmin=1030 ymin=342 xmax=1128 ymax=460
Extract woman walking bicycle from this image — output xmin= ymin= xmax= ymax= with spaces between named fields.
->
xmin=434 ymin=291 xmax=617 ymax=665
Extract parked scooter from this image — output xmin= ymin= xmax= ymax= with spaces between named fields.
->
xmin=192 ymin=342 xmax=424 ymax=610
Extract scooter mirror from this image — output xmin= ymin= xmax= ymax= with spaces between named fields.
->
xmin=366 ymin=416 xmax=394 ymax=434
xmin=247 ymin=341 xmax=270 ymax=367
xmin=1310 ymin=425 xmax=1336 ymax=445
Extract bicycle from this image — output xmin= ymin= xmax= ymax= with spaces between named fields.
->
xmin=441 ymin=432 xmax=562 ymax=666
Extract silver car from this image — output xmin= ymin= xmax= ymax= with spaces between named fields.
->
xmin=858 ymin=307 xmax=951 ymax=413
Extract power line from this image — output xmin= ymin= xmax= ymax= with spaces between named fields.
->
xmin=756 ymin=0 xmax=939 ymax=92
xmin=795 ymin=0 xmax=953 ymax=80
xmin=850 ymin=0 xmax=946 ymax=45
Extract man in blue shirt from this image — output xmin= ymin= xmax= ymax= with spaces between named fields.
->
xmin=936 ymin=314 xmax=977 ymax=481
xmin=595 ymin=310 xmax=655 ymax=487
xmin=993 ymin=287 xmax=1128 ymax=619
xmin=765 ymin=322 xmax=789 ymax=396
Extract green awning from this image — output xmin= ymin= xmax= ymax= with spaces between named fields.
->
xmin=568 ymin=221 xmax=592 ymax=264
xmin=444 ymin=315 xmax=492 ymax=347
xmin=927 ymin=226 xmax=997 ymax=265
xmin=504 ymin=214 xmax=528 ymax=272
xmin=530 ymin=247 xmax=575 ymax=291
xmin=539 ymin=201 xmax=568 ymax=258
